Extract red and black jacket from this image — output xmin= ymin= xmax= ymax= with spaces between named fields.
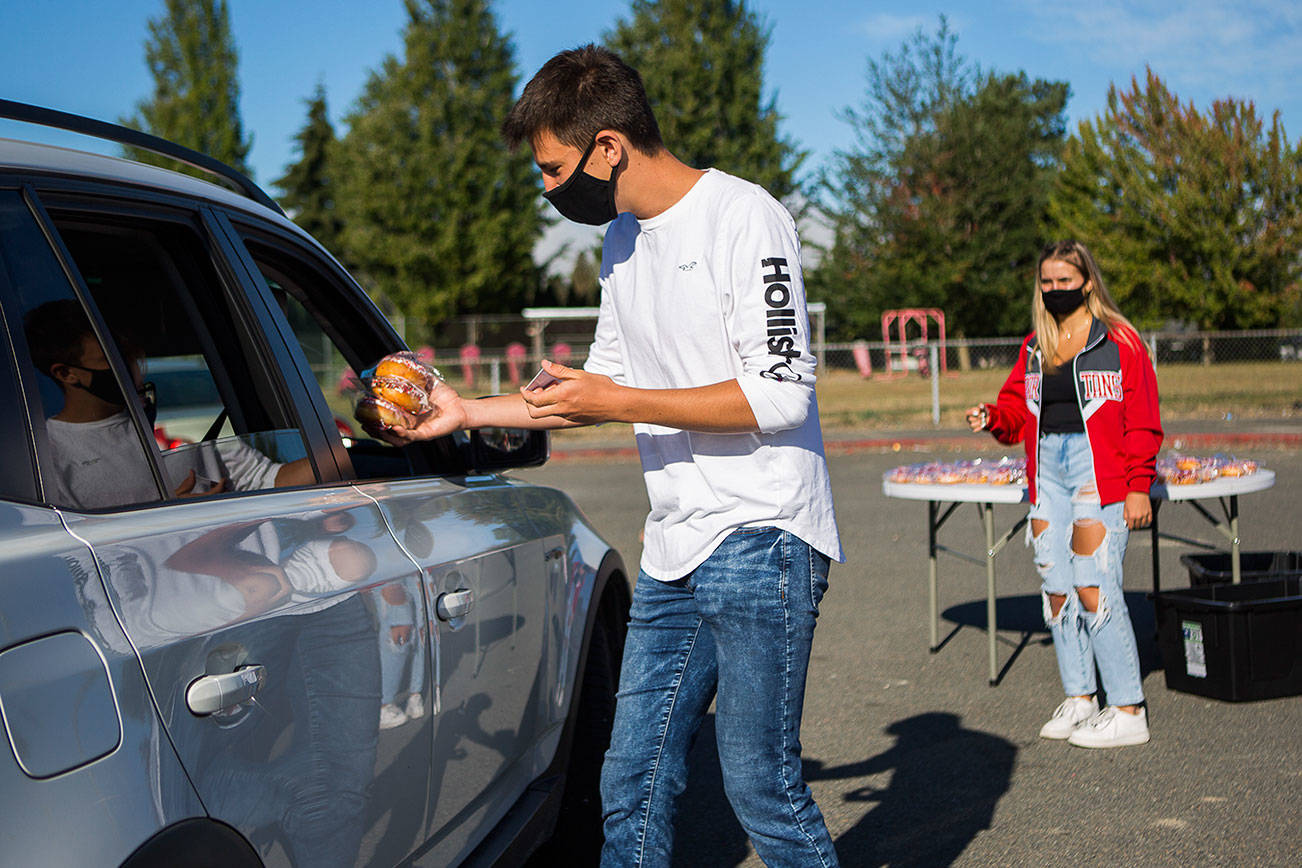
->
xmin=982 ymin=319 xmax=1163 ymax=506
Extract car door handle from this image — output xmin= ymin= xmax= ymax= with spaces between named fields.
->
xmin=187 ymin=665 xmax=266 ymax=716
xmin=436 ymin=589 xmax=474 ymax=621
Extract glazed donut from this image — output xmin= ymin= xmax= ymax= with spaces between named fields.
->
xmin=375 ymin=351 xmax=438 ymax=393
xmin=370 ymin=375 xmax=432 ymax=415
xmin=355 ymin=395 xmax=413 ymax=430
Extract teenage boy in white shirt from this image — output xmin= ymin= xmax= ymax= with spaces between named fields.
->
xmin=379 ymin=45 xmax=842 ymax=868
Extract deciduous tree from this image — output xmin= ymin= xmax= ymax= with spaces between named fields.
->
xmin=812 ymin=20 xmax=1068 ymax=339
xmin=1050 ymin=69 xmax=1302 ymax=329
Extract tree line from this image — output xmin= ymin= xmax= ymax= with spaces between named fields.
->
xmin=123 ymin=1 xmax=1302 ymax=345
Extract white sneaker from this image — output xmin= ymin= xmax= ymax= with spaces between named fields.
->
xmin=1038 ymin=696 xmax=1099 ymax=739
xmin=379 ymin=703 xmax=407 ymax=730
xmin=1068 ymin=706 xmax=1150 ymax=748
xmin=405 ymin=693 xmax=425 ymax=720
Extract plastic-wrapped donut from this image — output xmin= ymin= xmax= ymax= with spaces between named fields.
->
xmin=370 ymin=375 xmax=432 ymax=415
xmin=374 ymin=351 xmax=439 ymax=393
xmin=355 ymin=395 xmax=413 ymax=430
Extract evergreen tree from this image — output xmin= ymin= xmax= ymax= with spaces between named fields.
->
xmin=811 ymin=20 xmax=1069 ymax=339
xmin=122 ymin=0 xmax=252 ymax=177
xmin=334 ymin=0 xmax=542 ymax=340
xmin=1050 ymin=69 xmax=1302 ymax=329
xmin=604 ymin=0 xmax=803 ymax=201
xmin=569 ymin=251 xmax=600 ymax=306
xmin=274 ymin=84 xmax=342 ymax=253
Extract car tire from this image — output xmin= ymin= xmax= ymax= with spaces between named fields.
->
xmin=529 ymin=590 xmax=625 ymax=866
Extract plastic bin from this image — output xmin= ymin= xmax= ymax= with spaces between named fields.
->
xmin=1152 ymin=577 xmax=1302 ymax=701
xmin=1181 ymin=551 xmax=1302 ymax=586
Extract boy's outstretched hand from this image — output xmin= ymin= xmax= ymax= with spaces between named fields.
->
xmin=368 ymin=378 xmax=466 ymax=446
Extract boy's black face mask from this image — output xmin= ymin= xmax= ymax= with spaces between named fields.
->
xmin=543 ymin=137 xmax=618 ymax=225
xmin=69 ymin=364 xmax=158 ymax=424
xmin=70 ymin=364 xmax=126 ymax=406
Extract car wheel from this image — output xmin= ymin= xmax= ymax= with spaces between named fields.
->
xmin=530 ymin=589 xmax=625 ymax=866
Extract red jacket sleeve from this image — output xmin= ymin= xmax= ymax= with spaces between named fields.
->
xmin=1118 ymin=330 xmax=1163 ymax=493
xmin=985 ymin=335 xmax=1033 ymax=446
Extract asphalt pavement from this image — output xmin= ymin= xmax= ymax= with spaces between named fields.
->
xmin=516 ymin=425 xmax=1302 ymax=867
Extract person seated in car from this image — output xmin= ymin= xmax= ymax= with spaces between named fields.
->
xmin=24 ymin=299 xmax=314 ymax=510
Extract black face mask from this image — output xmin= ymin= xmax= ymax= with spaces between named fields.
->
xmin=70 ymin=364 xmax=126 ymax=407
xmin=1041 ymin=286 xmax=1087 ymax=316
xmin=543 ymin=137 xmax=618 ymax=225
xmin=69 ymin=365 xmax=157 ymax=425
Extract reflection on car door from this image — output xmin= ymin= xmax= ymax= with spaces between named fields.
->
xmin=223 ymin=227 xmax=557 ymax=863
xmin=63 ymin=490 xmax=434 ymax=868
xmin=355 ymin=477 xmax=556 ymax=862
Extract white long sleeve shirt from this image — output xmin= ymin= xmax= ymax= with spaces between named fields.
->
xmin=584 ymin=169 xmax=843 ymax=580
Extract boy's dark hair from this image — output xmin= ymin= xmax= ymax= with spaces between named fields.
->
xmin=24 ymin=299 xmax=96 ymax=378
xmin=502 ymin=44 xmax=663 ymax=155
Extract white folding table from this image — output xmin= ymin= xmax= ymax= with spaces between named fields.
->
xmin=882 ymin=469 xmax=1277 ymax=685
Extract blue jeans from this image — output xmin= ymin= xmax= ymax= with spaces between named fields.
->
xmin=600 ymin=527 xmax=839 ymax=868
xmin=1030 ymin=433 xmax=1145 ymax=706
xmin=378 ymin=588 xmax=426 ymax=703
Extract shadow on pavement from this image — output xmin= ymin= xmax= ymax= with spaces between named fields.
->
xmin=806 ymin=712 xmax=1017 ymax=868
xmin=672 ymin=712 xmax=1017 ymax=868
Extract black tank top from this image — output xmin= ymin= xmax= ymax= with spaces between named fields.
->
xmin=1039 ymin=362 xmax=1083 ymax=433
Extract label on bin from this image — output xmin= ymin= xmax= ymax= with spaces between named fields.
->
xmin=1182 ymin=620 xmax=1207 ymax=678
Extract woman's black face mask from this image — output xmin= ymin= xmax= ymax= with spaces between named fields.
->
xmin=543 ymin=137 xmax=618 ymax=226
xmin=1041 ymin=286 xmax=1087 ymax=316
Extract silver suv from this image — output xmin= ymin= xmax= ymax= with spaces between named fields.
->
xmin=0 ymin=100 xmax=628 ymax=867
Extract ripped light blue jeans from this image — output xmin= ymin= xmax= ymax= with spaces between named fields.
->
xmin=1030 ymin=433 xmax=1145 ymax=707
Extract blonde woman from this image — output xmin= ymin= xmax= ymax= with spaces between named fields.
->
xmin=967 ymin=240 xmax=1162 ymax=748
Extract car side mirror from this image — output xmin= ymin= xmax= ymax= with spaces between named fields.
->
xmin=465 ymin=427 xmax=549 ymax=472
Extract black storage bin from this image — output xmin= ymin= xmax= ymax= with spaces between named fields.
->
xmin=1181 ymin=551 xmax=1302 ymax=586
xmin=1152 ymin=577 xmax=1302 ymax=701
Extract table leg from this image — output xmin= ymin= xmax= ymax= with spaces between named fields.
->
xmin=1150 ymin=498 xmax=1161 ymax=596
xmin=983 ymin=502 xmax=998 ymax=685
xmin=1230 ymin=495 xmax=1241 ymax=584
xmin=928 ymin=500 xmax=939 ymax=651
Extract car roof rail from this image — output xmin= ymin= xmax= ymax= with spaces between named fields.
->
xmin=0 ymin=98 xmax=284 ymax=215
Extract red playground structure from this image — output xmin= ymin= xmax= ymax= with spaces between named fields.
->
xmin=880 ymin=308 xmax=950 ymax=379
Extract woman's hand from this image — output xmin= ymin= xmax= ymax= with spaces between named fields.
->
xmin=965 ymin=404 xmax=988 ymax=432
xmin=1124 ymin=490 xmax=1153 ymax=529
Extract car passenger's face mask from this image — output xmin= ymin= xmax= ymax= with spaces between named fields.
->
xmin=543 ymin=137 xmax=618 ymax=226
xmin=69 ymin=364 xmax=157 ymax=424
xmin=70 ymin=364 xmax=126 ymax=407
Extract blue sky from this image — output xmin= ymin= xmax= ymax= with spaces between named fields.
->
xmin=4 ymin=0 xmax=1300 ymax=190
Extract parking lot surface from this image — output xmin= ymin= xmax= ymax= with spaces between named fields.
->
xmin=519 ymin=440 xmax=1302 ymax=867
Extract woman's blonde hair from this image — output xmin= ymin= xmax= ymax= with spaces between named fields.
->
xmin=1033 ymin=240 xmax=1146 ymax=372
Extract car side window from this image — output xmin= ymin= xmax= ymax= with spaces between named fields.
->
xmin=233 ymin=230 xmax=465 ymax=480
xmin=12 ymin=205 xmax=320 ymax=510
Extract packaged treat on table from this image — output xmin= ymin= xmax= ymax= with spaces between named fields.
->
xmin=1156 ymin=452 xmax=1260 ymax=484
